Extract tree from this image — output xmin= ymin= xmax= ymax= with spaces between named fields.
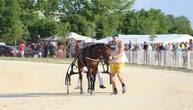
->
xmin=173 ymin=16 xmax=192 ymax=35
xmin=0 ymin=0 xmax=21 ymax=45
xmin=11 ymin=20 xmax=24 ymax=49
xmin=95 ymin=13 xmax=119 ymax=39
xmin=166 ymin=14 xmax=175 ymax=33
xmin=85 ymin=22 xmax=96 ymax=38
xmin=60 ymin=14 xmax=91 ymax=36
xmin=56 ymin=22 xmax=70 ymax=38
xmin=35 ymin=0 xmax=61 ymax=17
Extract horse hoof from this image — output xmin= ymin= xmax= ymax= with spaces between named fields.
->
xmin=88 ymin=89 xmax=91 ymax=93
xmin=80 ymin=91 xmax=83 ymax=94
xmin=90 ymin=90 xmax=94 ymax=95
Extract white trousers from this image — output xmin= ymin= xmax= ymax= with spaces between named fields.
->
xmin=77 ymin=67 xmax=103 ymax=86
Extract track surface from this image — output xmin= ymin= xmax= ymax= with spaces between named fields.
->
xmin=0 ymin=60 xmax=193 ymax=110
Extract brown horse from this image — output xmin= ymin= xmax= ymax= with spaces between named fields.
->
xmin=77 ymin=43 xmax=111 ymax=94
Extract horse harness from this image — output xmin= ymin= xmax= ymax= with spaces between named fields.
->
xmin=81 ymin=45 xmax=102 ymax=67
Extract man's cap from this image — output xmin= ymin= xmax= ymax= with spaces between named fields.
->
xmin=111 ymin=32 xmax=119 ymax=38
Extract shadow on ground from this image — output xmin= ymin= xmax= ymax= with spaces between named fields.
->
xmin=0 ymin=92 xmax=111 ymax=98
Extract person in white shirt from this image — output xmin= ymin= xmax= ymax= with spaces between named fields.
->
xmin=75 ymin=66 xmax=106 ymax=89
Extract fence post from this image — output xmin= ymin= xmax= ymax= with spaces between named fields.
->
xmin=178 ymin=52 xmax=181 ymax=68
xmin=137 ymin=51 xmax=139 ymax=64
xmin=170 ymin=52 xmax=173 ymax=67
xmin=187 ymin=51 xmax=190 ymax=69
xmin=132 ymin=51 xmax=134 ymax=63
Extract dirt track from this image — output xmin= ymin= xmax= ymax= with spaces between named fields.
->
xmin=0 ymin=60 xmax=193 ymax=110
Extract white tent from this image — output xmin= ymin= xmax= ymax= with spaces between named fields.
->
xmin=96 ymin=34 xmax=193 ymax=44
xmin=65 ymin=32 xmax=93 ymax=43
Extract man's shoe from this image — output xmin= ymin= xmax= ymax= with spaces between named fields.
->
xmin=75 ymin=86 xmax=80 ymax=89
xmin=122 ymin=86 xmax=126 ymax=94
xmin=99 ymin=85 xmax=106 ymax=89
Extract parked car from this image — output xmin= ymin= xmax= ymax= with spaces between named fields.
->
xmin=0 ymin=45 xmax=19 ymax=56
xmin=15 ymin=46 xmax=42 ymax=58
xmin=0 ymin=42 xmax=6 ymax=45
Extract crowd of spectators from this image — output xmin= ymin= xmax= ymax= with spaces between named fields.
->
xmin=124 ymin=39 xmax=193 ymax=52
xmin=28 ymin=41 xmax=63 ymax=58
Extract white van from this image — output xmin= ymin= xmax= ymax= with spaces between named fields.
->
xmin=0 ymin=42 xmax=6 ymax=45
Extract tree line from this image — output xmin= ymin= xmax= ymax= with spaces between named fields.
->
xmin=0 ymin=0 xmax=193 ymax=45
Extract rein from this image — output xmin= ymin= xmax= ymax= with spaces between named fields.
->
xmin=86 ymin=57 xmax=100 ymax=62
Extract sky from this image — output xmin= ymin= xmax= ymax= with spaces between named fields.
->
xmin=131 ymin=0 xmax=193 ymax=29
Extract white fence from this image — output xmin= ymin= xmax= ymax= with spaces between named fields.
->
xmin=125 ymin=50 xmax=193 ymax=70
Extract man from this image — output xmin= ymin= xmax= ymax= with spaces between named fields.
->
xmin=75 ymin=66 xmax=106 ymax=89
xmin=75 ymin=41 xmax=81 ymax=56
xmin=172 ymin=42 xmax=177 ymax=51
xmin=128 ymin=40 xmax=133 ymax=50
xmin=19 ymin=42 xmax=25 ymax=57
xmin=188 ymin=39 xmax=193 ymax=51
xmin=143 ymin=42 xmax=147 ymax=51
xmin=167 ymin=43 xmax=172 ymax=51
xmin=159 ymin=43 xmax=165 ymax=52
xmin=109 ymin=32 xmax=127 ymax=95
xmin=36 ymin=43 xmax=42 ymax=51
xmin=180 ymin=42 xmax=185 ymax=50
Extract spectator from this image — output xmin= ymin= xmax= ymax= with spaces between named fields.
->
xmin=172 ymin=42 xmax=177 ymax=51
xmin=36 ymin=43 xmax=42 ymax=51
xmin=167 ymin=43 xmax=172 ymax=51
xmin=184 ymin=42 xmax=189 ymax=51
xmin=143 ymin=42 xmax=147 ymax=51
xmin=147 ymin=43 xmax=152 ymax=51
xmin=66 ymin=44 xmax=70 ymax=58
xmin=19 ymin=42 xmax=25 ymax=57
xmin=176 ymin=42 xmax=181 ymax=51
xmin=49 ymin=43 xmax=55 ymax=57
xmin=180 ymin=42 xmax=185 ymax=50
xmin=43 ymin=42 xmax=48 ymax=57
xmin=31 ymin=43 xmax=36 ymax=50
xmin=57 ymin=42 xmax=62 ymax=50
xmin=124 ymin=44 xmax=128 ymax=51
xmin=159 ymin=43 xmax=165 ymax=52
xmin=128 ymin=40 xmax=133 ymax=50
xmin=188 ymin=39 xmax=193 ymax=51
xmin=70 ymin=42 xmax=76 ymax=57
xmin=75 ymin=67 xmax=106 ymax=89
xmin=75 ymin=41 xmax=81 ymax=56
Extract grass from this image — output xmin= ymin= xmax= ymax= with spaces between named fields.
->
xmin=0 ymin=57 xmax=193 ymax=73
xmin=0 ymin=57 xmax=74 ymax=64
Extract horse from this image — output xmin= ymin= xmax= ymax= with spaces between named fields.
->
xmin=77 ymin=43 xmax=111 ymax=94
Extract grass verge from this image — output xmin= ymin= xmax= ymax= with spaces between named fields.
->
xmin=0 ymin=57 xmax=74 ymax=64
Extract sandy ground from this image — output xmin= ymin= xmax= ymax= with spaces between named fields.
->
xmin=0 ymin=60 xmax=193 ymax=110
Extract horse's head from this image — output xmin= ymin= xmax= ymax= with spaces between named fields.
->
xmin=100 ymin=44 xmax=111 ymax=65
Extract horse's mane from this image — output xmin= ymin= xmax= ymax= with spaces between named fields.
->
xmin=88 ymin=43 xmax=106 ymax=48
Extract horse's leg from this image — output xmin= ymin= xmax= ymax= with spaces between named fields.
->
xmin=90 ymin=70 xmax=96 ymax=95
xmin=87 ymin=70 xmax=91 ymax=93
xmin=78 ymin=60 xmax=83 ymax=94
xmin=87 ymin=75 xmax=90 ymax=93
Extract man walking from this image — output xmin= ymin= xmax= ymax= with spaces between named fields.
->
xmin=109 ymin=32 xmax=127 ymax=95
xmin=19 ymin=42 xmax=25 ymax=57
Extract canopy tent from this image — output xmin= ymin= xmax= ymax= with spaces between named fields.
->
xmin=96 ymin=34 xmax=193 ymax=45
xmin=38 ymin=35 xmax=63 ymax=42
xmin=65 ymin=32 xmax=93 ymax=43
